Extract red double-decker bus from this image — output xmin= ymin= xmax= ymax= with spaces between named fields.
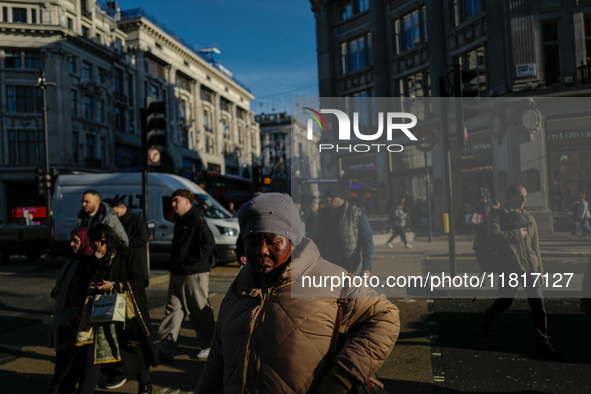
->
xmin=193 ymin=171 xmax=253 ymax=211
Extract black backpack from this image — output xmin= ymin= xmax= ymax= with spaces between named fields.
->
xmin=472 ymin=222 xmax=498 ymax=273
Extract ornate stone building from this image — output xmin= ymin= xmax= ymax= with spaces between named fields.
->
xmin=0 ymin=0 xmax=260 ymax=223
xmin=310 ymin=0 xmax=591 ymax=232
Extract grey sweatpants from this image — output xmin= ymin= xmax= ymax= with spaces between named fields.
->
xmin=155 ymin=272 xmax=215 ymax=358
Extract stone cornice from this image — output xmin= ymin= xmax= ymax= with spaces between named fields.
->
xmin=118 ymin=17 xmax=254 ymax=100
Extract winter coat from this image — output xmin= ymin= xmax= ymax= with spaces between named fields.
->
xmin=104 ymin=247 xmax=159 ymax=376
xmin=195 ymin=237 xmax=399 ymax=394
xmin=391 ymin=206 xmax=406 ymax=227
xmin=487 ymin=203 xmax=543 ymax=274
xmin=313 ymin=202 xmax=374 ymax=273
xmin=49 ymin=256 xmax=97 ymax=351
xmin=169 ymin=206 xmax=215 ymax=275
xmin=119 ymin=208 xmax=149 ymax=284
xmin=579 ymin=200 xmax=591 ymax=221
xmin=77 ymin=202 xmax=129 ymax=246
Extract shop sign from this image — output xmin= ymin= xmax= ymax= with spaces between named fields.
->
xmin=516 ymin=63 xmax=536 ymax=78
xmin=546 ymin=129 xmax=591 ymax=152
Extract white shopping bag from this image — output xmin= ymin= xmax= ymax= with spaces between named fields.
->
xmin=90 ymin=293 xmax=126 ymax=323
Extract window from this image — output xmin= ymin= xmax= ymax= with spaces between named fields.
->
xmin=237 ymin=107 xmax=247 ymax=120
xmin=114 ymin=107 xmax=123 ymax=131
xmin=465 ymin=0 xmax=482 ymax=19
xmin=398 ymin=70 xmax=431 ymax=117
xmin=251 ymin=131 xmax=257 ymax=150
xmin=585 ymin=17 xmax=591 ymax=62
xmin=237 ymin=125 xmax=243 ymax=144
xmin=84 ymin=95 xmax=93 ymax=120
xmin=149 ymin=84 xmax=159 ymax=99
xmin=457 ymin=46 xmax=486 ymax=95
xmin=404 ymin=11 xmax=420 ymax=50
xmin=358 ymin=0 xmax=368 ymax=13
xmin=2 ymin=7 xmax=7 ymax=22
xmin=100 ymin=137 xmax=106 ymax=166
xmin=98 ymin=99 xmax=105 ymax=123
xmin=115 ymin=37 xmax=123 ymax=53
xmin=128 ymin=110 xmax=135 ymax=133
xmin=341 ymin=36 xmax=369 ymax=74
xmin=205 ymin=135 xmax=214 ymax=154
xmin=7 ymin=86 xmax=42 ymax=113
xmin=86 ymin=134 xmax=95 ymax=161
xmin=144 ymin=57 xmax=166 ymax=79
xmin=83 ymin=61 xmax=92 ymax=79
xmin=221 ymin=118 xmax=229 ymax=139
xmin=5 ymin=50 xmax=22 ymax=69
xmin=220 ymin=98 xmax=231 ymax=113
xmin=128 ymin=73 xmax=134 ymax=106
xmin=8 ymin=130 xmax=44 ymax=165
xmin=542 ymin=22 xmax=560 ymax=86
xmin=25 ymin=51 xmax=41 ymax=69
xmin=178 ymin=99 xmax=187 ymax=124
xmin=70 ymin=56 xmax=77 ymax=74
xmin=82 ymin=26 xmax=89 ymax=39
xmin=116 ymin=144 xmax=141 ymax=172
xmin=71 ymin=90 xmax=78 ymax=116
xmin=176 ymin=73 xmax=192 ymax=92
xmin=200 ymin=88 xmax=213 ymax=103
xmin=32 ymin=9 xmax=36 ymax=24
xmin=96 ymin=33 xmax=102 ymax=44
xmin=203 ymin=110 xmax=210 ymax=130
xmin=67 ymin=17 xmax=73 ymax=30
xmin=98 ymin=68 xmax=104 ymax=84
xmin=451 ymin=0 xmax=483 ymax=27
xmin=394 ymin=8 xmax=428 ymax=54
xmin=12 ymin=8 xmax=27 ymax=23
xmin=72 ymin=131 xmax=79 ymax=163
xmin=340 ymin=0 xmax=352 ymax=20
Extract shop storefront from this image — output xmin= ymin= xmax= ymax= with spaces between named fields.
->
xmin=388 ymin=145 xmax=433 ymax=227
xmin=339 ymin=153 xmax=379 ymax=215
xmin=546 ymin=115 xmax=591 ymax=226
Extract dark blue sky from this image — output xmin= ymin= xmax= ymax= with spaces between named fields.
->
xmin=117 ymin=0 xmax=319 ymax=112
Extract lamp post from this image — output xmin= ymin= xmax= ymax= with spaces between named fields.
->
xmin=36 ymin=68 xmax=57 ymax=224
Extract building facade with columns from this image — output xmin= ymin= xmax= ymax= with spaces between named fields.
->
xmin=310 ymin=0 xmax=591 ymax=233
xmin=0 ymin=0 xmax=260 ymax=223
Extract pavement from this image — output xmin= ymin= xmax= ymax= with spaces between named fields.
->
xmin=0 ymin=231 xmax=589 ymax=393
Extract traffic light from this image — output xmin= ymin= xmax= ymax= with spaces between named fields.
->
xmin=263 ymin=176 xmax=272 ymax=185
xmin=453 ymin=63 xmax=479 ymax=98
xmin=36 ymin=167 xmax=46 ymax=197
xmin=143 ymin=97 xmax=167 ymax=166
xmin=252 ymin=165 xmax=263 ymax=192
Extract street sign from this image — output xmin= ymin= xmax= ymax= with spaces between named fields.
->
xmin=148 ymin=148 xmax=161 ymax=164
xmin=415 ymin=129 xmax=438 ymax=152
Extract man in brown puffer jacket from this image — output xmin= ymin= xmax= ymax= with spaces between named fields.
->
xmin=195 ymin=193 xmax=400 ymax=393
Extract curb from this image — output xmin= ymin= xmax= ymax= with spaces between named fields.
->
xmin=424 ymin=251 xmax=589 ymax=259
xmin=148 ymin=274 xmax=170 ymax=288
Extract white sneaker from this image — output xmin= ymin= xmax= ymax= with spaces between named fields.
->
xmin=405 ymin=244 xmax=413 ymax=249
xmin=197 ymin=348 xmax=210 ymax=359
xmin=386 ymin=242 xmax=393 ymax=249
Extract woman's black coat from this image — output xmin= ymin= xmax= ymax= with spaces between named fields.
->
xmin=105 ymin=247 xmax=159 ymax=376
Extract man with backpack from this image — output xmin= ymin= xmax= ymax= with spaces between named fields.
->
xmin=481 ymin=184 xmax=561 ymax=360
xmin=311 ymin=184 xmax=374 ymax=277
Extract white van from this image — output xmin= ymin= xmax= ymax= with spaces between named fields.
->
xmin=51 ymin=173 xmax=239 ymax=266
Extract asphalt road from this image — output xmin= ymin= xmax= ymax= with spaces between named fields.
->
xmin=1 ymin=249 xmax=590 ymax=393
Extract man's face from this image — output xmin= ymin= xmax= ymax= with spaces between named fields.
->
xmin=112 ymin=205 xmax=127 ymax=218
xmin=580 ymin=195 xmax=586 ymax=202
xmin=508 ymin=187 xmax=527 ymax=211
xmin=326 ymin=196 xmax=345 ymax=209
xmin=172 ymin=196 xmax=192 ymax=216
xmin=244 ymin=233 xmax=292 ymax=279
xmin=82 ymin=194 xmax=100 ymax=214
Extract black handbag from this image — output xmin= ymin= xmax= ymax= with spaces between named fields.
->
xmin=328 ymin=274 xmax=388 ymax=394
xmin=118 ymin=283 xmax=150 ymax=351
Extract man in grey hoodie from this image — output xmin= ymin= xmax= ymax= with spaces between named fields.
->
xmin=77 ymin=190 xmax=129 ymax=246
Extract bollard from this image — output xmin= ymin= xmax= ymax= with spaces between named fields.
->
xmin=443 ymin=213 xmax=450 ymax=233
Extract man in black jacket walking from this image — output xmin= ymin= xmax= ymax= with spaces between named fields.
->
xmin=106 ymin=198 xmax=150 ymax=286
xmin=155 ymin=189 xmax=216 ymax=361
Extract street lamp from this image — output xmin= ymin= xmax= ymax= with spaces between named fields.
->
xmin=36 ymin=68 xmax=57 ymax=224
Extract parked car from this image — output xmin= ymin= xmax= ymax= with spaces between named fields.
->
xmin=0 ymin=224 xmax=50 ymax=264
